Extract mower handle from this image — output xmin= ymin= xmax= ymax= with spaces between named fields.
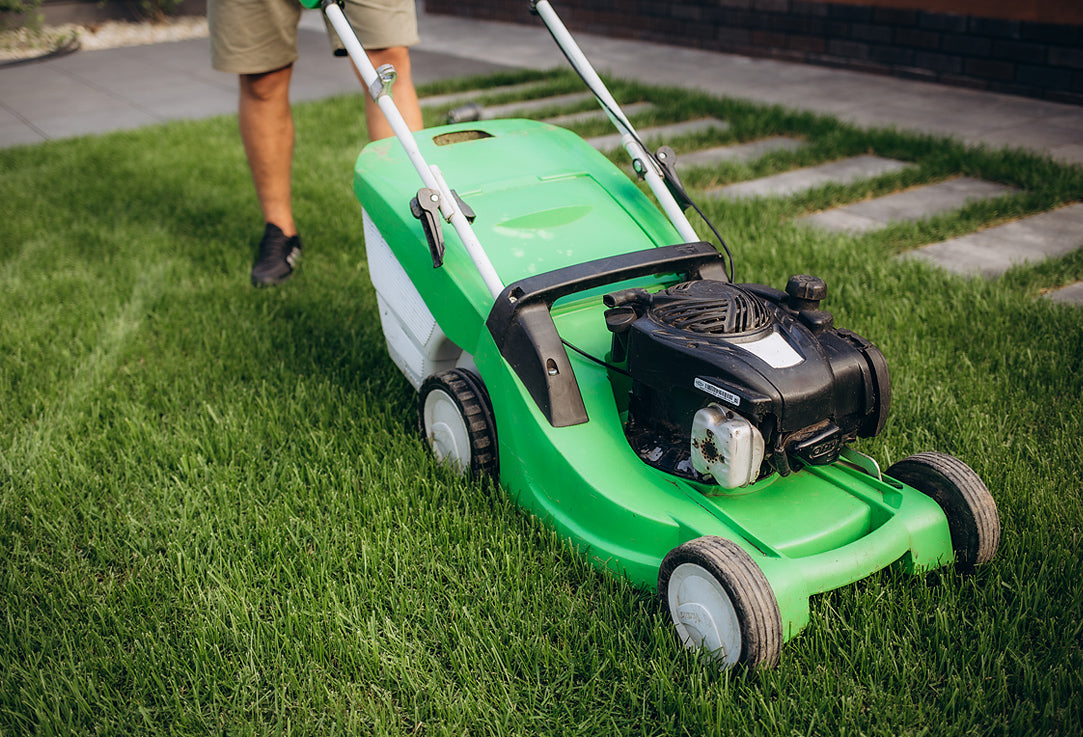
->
xmin=318 ymin=0 xmax=505 ymax=298
xmin=486 ymin=242 xmax=728 ymax=428
xmin=531 ymin=0 xmax=700 ymax=244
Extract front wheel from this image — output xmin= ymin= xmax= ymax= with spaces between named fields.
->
xmin=418 ymin=369 xmax=498 ymax=478
xmin=658 ymin=536 xmax=782 ymax=668
xmin=887 ymin=451 xmax=1000 ymax=570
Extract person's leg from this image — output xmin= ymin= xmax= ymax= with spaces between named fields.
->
xmin=239 ymin=64 xmax=296 ymax=236
xmin=208 ymin=0 xmax=303 ymax=285
xmin=326 ymin=0 xmax=422 ymax=140
xmin=360 ymin=46 xmax=423 ymax=141
xmin=240 ymin=64 xmax=303 ymax=286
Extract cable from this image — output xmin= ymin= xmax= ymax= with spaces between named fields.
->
xmin=598 ymin=94 xmax=736 ymax=283
xmin=561 ymin=339 xmax=631 ymax=377
xmin=540 ymin=27 xmax=737 ymax=282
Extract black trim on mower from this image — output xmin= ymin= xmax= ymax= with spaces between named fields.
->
xmin=486 ymin=242 xmax=729 ymax=428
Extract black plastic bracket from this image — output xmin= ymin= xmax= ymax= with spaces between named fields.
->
xmin=451 ymin=190 xmax=476 ymax=223
xmin=655 ymin=146 xmax=692 ymax=211
xmin=486 ymin=242 xmax=729 ymax=427
xmin=410 ymin=188 xmax=445 ymax=267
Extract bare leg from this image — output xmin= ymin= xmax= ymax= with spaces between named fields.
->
xmin=357 ymin=46 xmax=423 ymax=141
xmin=238 ymin=64 xmax=297 ymax=236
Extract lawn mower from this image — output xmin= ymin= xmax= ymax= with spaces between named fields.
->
xmin=308 ymin=0 xmax=1001 ymax=667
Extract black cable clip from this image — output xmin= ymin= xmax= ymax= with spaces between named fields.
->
xmin=654 ymin=145 xmax=692 ymax=211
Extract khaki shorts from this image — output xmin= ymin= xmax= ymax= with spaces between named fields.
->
xmin=209 ymin=0 xmax=419 ymax=75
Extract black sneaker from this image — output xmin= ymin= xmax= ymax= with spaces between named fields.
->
xmin=251 ymin=223 xmax=301 ymax=287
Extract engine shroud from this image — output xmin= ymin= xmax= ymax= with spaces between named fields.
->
xmin=605 ymin=278 xmax=890 ymax=482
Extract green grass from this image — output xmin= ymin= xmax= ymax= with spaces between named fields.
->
xmin=2 ymin=69 xmax=1082 ymax=735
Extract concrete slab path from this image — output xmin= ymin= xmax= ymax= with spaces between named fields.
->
xmin=544 ymin=101 xmax=654 ymax=127
xmin=470 ymin=91 xmax=594 ymax=119
xmin=901 ymin=204 xmax=1083 ymax=279
xmin=676 ymin=137 xmax=805 ymax=169
xmin=799 ymin=178 xmax=1017 ymax=234
xmin=1 ymin=6 xmax=1079 ymax=304
xmin=413 ymin=10 xmax=1083 ymax=167
xmin=1045 ymin=282 xmax=1083 ymax=305
xmin=419 ymin=81 xmax=551 ymax=109
xmin=707 ymin=155 xmax=912 ymax=200
xmin=586 ymin=117 xmax=728 ymax=152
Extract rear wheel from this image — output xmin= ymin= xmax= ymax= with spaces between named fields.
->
xmin=658 ymin=536 xmax=782 ymax=668
xmin=887 ymin=452 xmax=1000 ymax=570
xmin=418 ymin=369 xmax=498 ymax=478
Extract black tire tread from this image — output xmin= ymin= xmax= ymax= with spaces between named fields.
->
xmin=887 ymin=451 xmax=1000 ymax=570
xmin=418 ymin=369 xmax=499 ymax=478
xmin=658 ymin=536 xmax=783 ymax=668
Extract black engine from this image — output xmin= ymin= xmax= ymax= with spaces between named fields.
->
xmin=604 ymin=275 xmax=890 ymax=487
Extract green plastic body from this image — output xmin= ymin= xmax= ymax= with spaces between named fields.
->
xmin=355 ymin=120 xmax=955 ymax=640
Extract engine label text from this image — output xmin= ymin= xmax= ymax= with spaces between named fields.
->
xmin=694 ymin=378 xmax=741 ymax=407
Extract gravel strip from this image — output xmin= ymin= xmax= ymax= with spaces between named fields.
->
xmin=0 ymin=16 xmax=208 ymax=62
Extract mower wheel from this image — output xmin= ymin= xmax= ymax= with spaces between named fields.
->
xmin=887 ymin=452 xmax=1000 ymax=571
xmin=658 ymin=536 xmax=782 ymax=668
xmin=418 ymin=369 xmax=498 ymax=478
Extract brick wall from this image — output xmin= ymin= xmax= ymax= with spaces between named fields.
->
xmin=423 ymin=0 xmax=1083 ymax=105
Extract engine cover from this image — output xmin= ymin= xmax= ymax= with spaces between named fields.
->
xmin=605 ymin=276 xmax=890 ymax=484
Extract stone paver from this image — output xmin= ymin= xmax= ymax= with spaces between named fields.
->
xmin=901 ymin=203 xmax=1083 ymax=278
xmin=585 ymin=118 xmax=729 ymax=151
xmin=544 ymin=101 xmax=654 ymax=126
xmin=418 ymin=81 xmax=554 ymax=109
xmin=707 ymin=155 xmax=913 ymax=200
xmin=799 ymin=177 xmax=1017 ymax=233
xmin=3 ymin=6 xmax=1082 ymax=164
xmin=414 ymin=11 xmax=1083 ymax=166
xmin=472 ymin=91 xmax=595 ymax=118
xmin=419 ymin=81 xmax=551 ymax=109
xmin=1044 ymin=282 xmax=1083 ymax=306
xmin=676 ymin=136 xmax=804 ymax=169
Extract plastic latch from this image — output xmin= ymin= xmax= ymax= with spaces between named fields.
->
xmin=410 ymin=188 xmax=445 ymax=267
xmin=450 ymin=190 xmax=476 ymax=223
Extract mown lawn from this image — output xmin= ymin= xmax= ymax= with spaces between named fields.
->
xmin=1 ymin=70 xmax=1081 ymax=735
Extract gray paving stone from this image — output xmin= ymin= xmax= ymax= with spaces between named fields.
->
xmin=544 ymin=101 xmax=654 ymax=126
xmin=1044 ymin=282 xmax=1083 ymax=306
xmin=0 ymin=119 xmax=45 ymax=148
xmin=475 ymin=91 xmax=595 ymax=118
xmin=800 ymin=177 xmax=1017 ymax=234
xmin=0 ymin=37 xmax=510 ymax=148
xmin=419 ymin=81 xmax=553 ymax=109
xmin=707 ymin=155 xmax=912 ymax=200
xmin=676 ymin=136 xmax=805 ymax=168
xmin=901 ymin=203 xmax=1083 ymax=278
xmin=586 ymin=117 xmax=729 ymax=152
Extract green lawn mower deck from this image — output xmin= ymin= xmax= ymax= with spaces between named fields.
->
xmin=354 ymin=118 xmax=1000 ymax=667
